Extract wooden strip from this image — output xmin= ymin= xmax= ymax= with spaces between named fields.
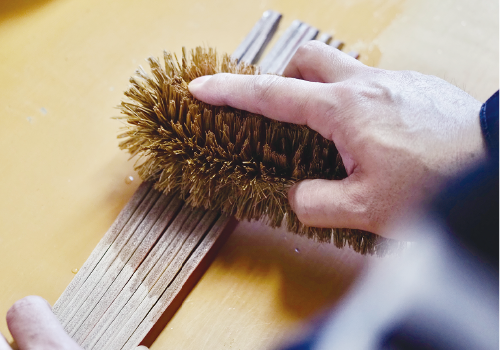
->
xmin=53 ymin=181 xmax=153 ymax=316
xmin=72 ymin=196 xmax=184 ymax=344
xmin=68 ymin=194 xmax=183 ymax=341
xmin=330 ymin=39 xmax=344 ymax=50
xmin=124 ymin=215 xmax=231 ymax=350
xmin=57 ymin=187 xmax=162 ymax=324
xmin=106 ymin=210 xmax=224 ymax=350
xmin=64 ymin=192 xmax=172 ymax=335
xmin=79 ymin=202 xmax=195 ymax=349
xmin=87 ymin=207 xmax=208 ymax=350
xmin=263 ymin=21 xmax=307 ymax=74
xmin=231 ymin=10 xmax=274 ymax=62
xmin=259 ymin=19 xmax=301 ymax=73
xmin=348 ymin=51 xmax=360 ymax=59
xmin=138 ymin=217 xmax=238 ymax=348
xmin=239 ymin=10 xmax=281 ymax=64
xmin=272 ymin=24 xmax=319 ymax=75
xmin=317 ymin=32 xmax=332 ymax=44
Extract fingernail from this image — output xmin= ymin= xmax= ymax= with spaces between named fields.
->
xmin=188 ymin=75 xmax=211 ymax=94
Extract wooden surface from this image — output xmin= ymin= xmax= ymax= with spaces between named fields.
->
xmin=0 ymin=0 xmax=497 ymax=349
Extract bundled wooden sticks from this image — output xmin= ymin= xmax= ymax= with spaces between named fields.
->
xmin=54 ymin=10 xmax=373 ymax=350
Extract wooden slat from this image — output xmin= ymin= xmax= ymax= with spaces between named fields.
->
xmin=52 ymin=181 xmax=153 ymax=315
xmin=231 ymin=10 xmax=281 ymax=64
xmin=70 ymin=195 xmax=184 ymax=343
xmin=330 ymin=39 xmax=345 ymax=50
xmin=272 ymin=24 xmax=318 ymax=74
xmin=261 ymin=21 xmax=318 ymax=74
xmin=123 ymin=215 xmax=231 ymax=350
xmin=80 ymin=204 xmax=199 ymax=349
xmin=63 ymin=192 xmax=174 ymax=335
xmin=89 ymin=208 xmax=209 ymax=349
xmin=238 ymin=10 xmax=281 ymax=64
xmin=57 ymin=188 xmax=162 ymax=324
xmin=259 ymin=19 xmax=301 ymax=73
xmin=317 ymin=32 xmax=332 ymax=44
xmin=103 ymin=210 xmax=223 ymax=350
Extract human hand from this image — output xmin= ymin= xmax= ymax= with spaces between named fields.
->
xmin=1 ymin=296 xmax=151 ymax=350
xmin=188 ymin=41 xmax=486 ymax=237
xmin=1 ymin=296 xmax=82 ymax=350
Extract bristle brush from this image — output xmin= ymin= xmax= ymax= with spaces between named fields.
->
xmin=118 ymin=47 xmax=398 ymax=256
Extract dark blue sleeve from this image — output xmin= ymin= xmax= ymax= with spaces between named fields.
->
xmin=480 ymin=90 xmax=499 ymax=158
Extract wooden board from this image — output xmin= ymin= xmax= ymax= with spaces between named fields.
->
xmin=0 ymin=0 xmax=497 ymax=349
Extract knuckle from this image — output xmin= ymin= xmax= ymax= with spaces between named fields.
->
xmin=7 ymin=296 xmax=45 ymax=321
xmin=289 ymin=184 xmax=314 ymax=225
xmin=211 ymin=73 xmax=232 ymax=103
xmin=342 ymin=185 xmax=375 ymax=230
xmin=326 ymin=83 xmax=356 ymax=113
xmin=7 ymin=295 xmax=47 ymax=315
xmin=296 ymin=40 xmax=323 ymax=57
xmin=251 ymin=75 xmax=280 ymax=114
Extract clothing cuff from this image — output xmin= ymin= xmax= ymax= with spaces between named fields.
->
xmin=479 ymin=90 xmax=500 ymax=155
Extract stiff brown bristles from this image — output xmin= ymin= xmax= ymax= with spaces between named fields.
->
xmin=117 ymin=47 xmax=398 ymax=255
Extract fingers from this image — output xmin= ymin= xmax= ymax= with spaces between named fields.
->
xmin=189 ymin=73 xmax=340 ymax=134
xmin=288 ymin=177 xmax=375 ymax=232
xmin=7 ymin=296 xmax=82 ymax=350
xmin=283 ymin=41 xmax=367 ymax=83
xmin=189 ymin=73 xmax=335 ymax=128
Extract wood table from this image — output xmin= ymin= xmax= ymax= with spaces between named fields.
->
xmin=0 ymin=0 xmax=497 ymax=349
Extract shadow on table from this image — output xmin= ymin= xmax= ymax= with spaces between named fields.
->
xmin=212 ymin=219 xmax=375 ymax=319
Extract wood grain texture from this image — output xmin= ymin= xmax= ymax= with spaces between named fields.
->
xmin=0 ymin=0 xmax=497 ymax=349
xmin=71 ymin=195 xmax=184 ymax=343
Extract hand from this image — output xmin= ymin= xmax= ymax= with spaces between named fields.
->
xmin=1 ymin=296 xmax=150 ymax=350
xmin=1 ymin=296 xmax=82 ymax=350
xmin=188 ymin=41 xmax=486 ymax=237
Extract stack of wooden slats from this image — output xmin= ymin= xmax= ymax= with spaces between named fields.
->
xmin=53 ymin=10 xmax=359 ymax=349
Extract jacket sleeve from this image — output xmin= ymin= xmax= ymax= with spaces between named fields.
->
xmin=480 ymin=90 xmax=499 ymax=158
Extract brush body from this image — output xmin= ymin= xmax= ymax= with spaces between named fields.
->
xmin=118 ymin=47 xmax=397 ymax=255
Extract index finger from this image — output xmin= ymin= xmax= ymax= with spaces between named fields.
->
xmin=188 ymin=73 xmax=341 ymax=137
xmin=283 ymin=40 xmax=366 ymax=83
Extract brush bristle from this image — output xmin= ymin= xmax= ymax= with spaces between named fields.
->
xmin=117 ymin=47 xmax=399 ymax=255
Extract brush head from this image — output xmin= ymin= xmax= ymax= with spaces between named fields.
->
xmin=117 ymin=47 xmax=398 ymax=255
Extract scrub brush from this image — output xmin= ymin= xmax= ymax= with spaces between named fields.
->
xmin=117 ymin=47 xmax=397 ymax=255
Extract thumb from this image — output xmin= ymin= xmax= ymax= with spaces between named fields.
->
xmin=7 ymin=296 xmax=82 ymax=350
xmin=288 ymin=178 xmax=373 ymax=232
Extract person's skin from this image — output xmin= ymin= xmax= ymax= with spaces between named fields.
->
xmin=0 ymin=296 xmax=81 ymax=350
xmin=188 ymin=41 xmax=486 ymax=237
xmin=0 ymin=296 xmax=151 ymax=349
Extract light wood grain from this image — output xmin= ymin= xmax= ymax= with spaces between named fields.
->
xmin=71 ymin=195 xmax=183 ymax=343
xmin=52 ymin=181 xmax=152 ymax=316
xmin=82 ymin=203 xmax=199 ymax=349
